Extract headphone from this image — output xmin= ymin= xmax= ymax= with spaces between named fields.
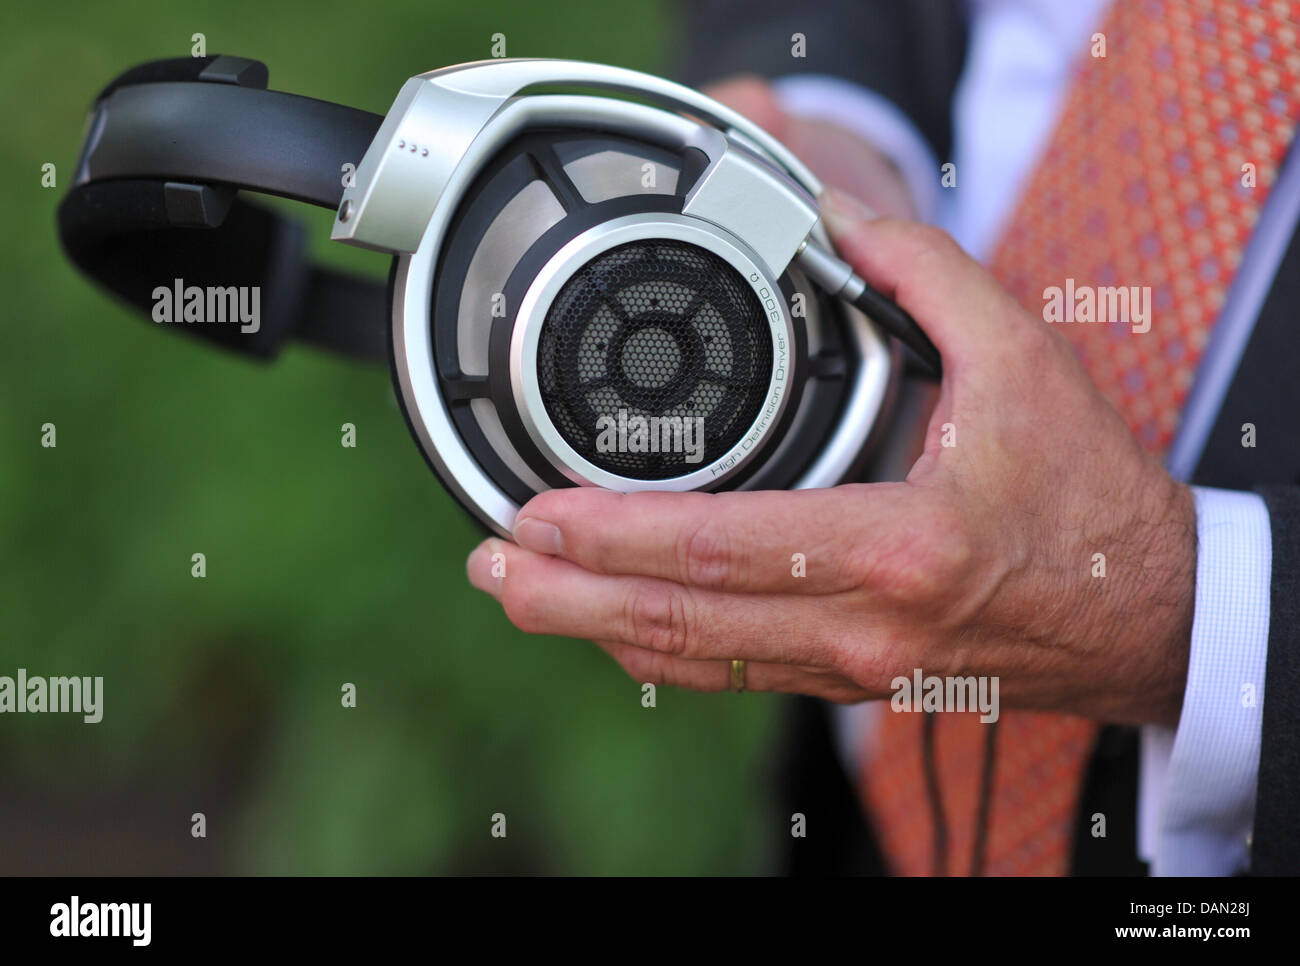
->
xmin=58 ymin=54 xmax=940 ymax=537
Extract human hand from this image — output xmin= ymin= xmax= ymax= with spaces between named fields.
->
xmin=466 ymin=194 xmax=1197 ymax=729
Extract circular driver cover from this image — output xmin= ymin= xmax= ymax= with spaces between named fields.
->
xmin=536 ymin=240 xmax=774 ymax=481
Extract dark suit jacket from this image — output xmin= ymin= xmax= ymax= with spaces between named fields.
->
xmin=676 ymin=0 xmax=1300 ymax=876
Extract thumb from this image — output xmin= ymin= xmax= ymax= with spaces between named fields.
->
xmin=820 ymin=189 xmax=1036 ymax=367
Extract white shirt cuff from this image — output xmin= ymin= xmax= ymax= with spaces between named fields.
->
xmin=771 ymin=74 xmax=943 ymax=222
xmin=1138 ymin=486 xmax=1271 ymax=875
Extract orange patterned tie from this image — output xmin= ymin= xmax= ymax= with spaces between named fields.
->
xmin=861 ymin=0 xmax=1300 ymax=876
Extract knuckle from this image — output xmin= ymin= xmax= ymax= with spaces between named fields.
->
xmin=623 ymin=583 xmax=693 ymax=656
xmin=915 ymin=509 xmax=976 ymax=582
xmin=678 ymin=518 xmax=736 ymax=588
xmin=828 ymin=639 xmax=876 ymax=690
xmin=817 ymin=626 xmax=870 ymax=684
xmin=615 ymin=645 xmax=660 ymax=685
xmin=880 ymin=551 xmax=946 ymax=604
xmin=617 ymin=644 xmax=684 ymax=689
xmin=931 ymin=511 xmax=977 ymax=578
xmin=646 ymin=652 xmax=685 ymax=690
xmin=829 ymin=624 xmax=902 ymax=691
xmin=500 ymin=579 xmax=544 ymax=633
xmin=861 ymin=514 xmax=975 ymax=605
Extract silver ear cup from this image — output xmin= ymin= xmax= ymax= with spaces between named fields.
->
xmin=421 ymin=129 xmax=887 ymax=519
xmin=426 ymin=130 xmax=867 ymax=509
xmin=386 ymin=82 xmax=896 ymax=537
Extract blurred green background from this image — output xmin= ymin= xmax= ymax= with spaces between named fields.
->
xmin=0 ymin=0 xmax=784 ymax=874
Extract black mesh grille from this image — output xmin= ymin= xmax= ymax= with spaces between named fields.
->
xmin=537 ymin=241 xmax=774 ymax=480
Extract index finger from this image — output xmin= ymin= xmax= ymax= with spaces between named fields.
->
xmin=511 ymin=482 xmax=911 ymax=593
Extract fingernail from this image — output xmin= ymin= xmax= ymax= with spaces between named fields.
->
xmin=821 ymin=188 xmax=878 ymax=237
xmin=466 ymin=543 xmax=502 ymax=597
xmin=513 ymin=517 xmax=563 ymax=556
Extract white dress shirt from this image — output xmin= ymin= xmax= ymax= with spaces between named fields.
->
xmin=773 ymin=0 xmax=1274 ymax=875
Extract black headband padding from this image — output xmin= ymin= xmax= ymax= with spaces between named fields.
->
xmin=93 ymin=55 xmax=270 ymax=103
xmin=73 ymin=80 xmax=385 ymax=208
xmin=58 ymin=56 xmax=391 ymax=362
xmin=58 ymin=178 xmax=391 ymax=360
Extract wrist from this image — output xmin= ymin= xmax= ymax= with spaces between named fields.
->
xmin=1100 ymin=477 xmax=1197 ymax=727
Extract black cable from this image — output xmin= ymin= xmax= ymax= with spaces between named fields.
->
xmin=920 ymin=711 xmax=1001 ymax=878
xmin=851 ymin=281 xmax=943 ymax=379
xmin=970 ymin=718 xmax=1001 ymax=876
xmin=921 ymin=710 xmax=949 ymax=876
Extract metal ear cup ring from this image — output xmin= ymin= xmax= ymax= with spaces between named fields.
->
xmin=58 ymin=54 xmax=941 ymax=539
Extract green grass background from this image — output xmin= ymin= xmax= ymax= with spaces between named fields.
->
xmin=0 ymin=0 xmax=783 ymax=874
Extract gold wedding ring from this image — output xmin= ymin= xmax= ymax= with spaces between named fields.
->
xmin=730 ymin=659 xmax=746 ymax=694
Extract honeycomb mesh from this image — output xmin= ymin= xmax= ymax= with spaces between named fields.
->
xmin=537 ymin=241 xmax=774 ymax=480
